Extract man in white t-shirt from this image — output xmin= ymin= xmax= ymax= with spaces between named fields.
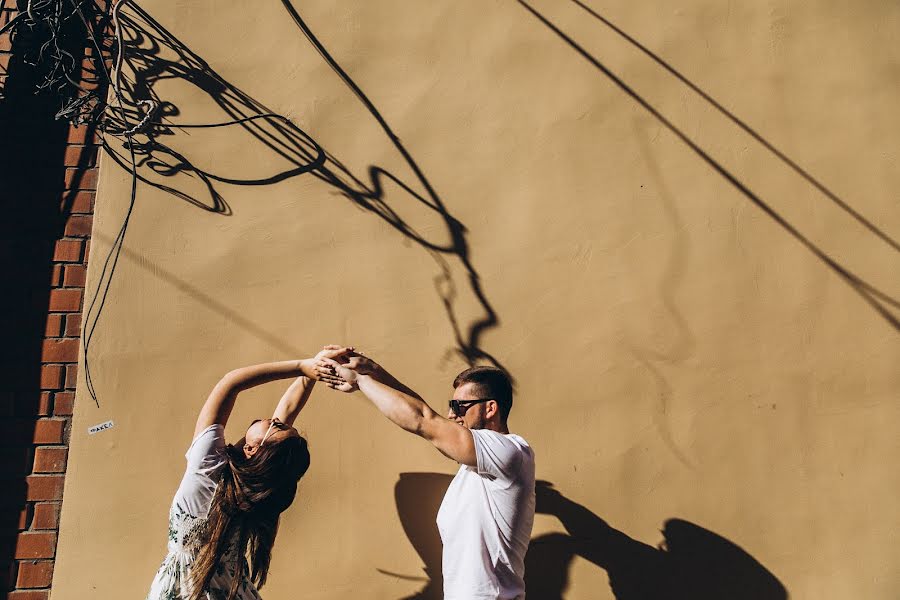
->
xmin=316 ymin=355 xmax=535 ymax=600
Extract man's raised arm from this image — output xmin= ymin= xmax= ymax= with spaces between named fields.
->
xmin=316 ymin=355 xmax=476 ymax=466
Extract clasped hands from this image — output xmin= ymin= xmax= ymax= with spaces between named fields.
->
xmin=310 ymin=345 xmax=377 ymax=392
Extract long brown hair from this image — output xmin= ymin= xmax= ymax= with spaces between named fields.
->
xmin=188 ymin=434 xmax=310 ymax=600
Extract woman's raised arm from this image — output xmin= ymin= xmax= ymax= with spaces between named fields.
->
xmin=193 ymin=346 xmax=352 ymax=438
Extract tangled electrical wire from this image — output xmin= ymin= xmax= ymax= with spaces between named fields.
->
xmin=0 ymin=0 xmax=113 ymax=124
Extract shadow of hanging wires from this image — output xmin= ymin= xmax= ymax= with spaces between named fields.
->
xmin=85 ymin=1 xmax=507 ymax=406
xmin=517 ymin=0 xmax=900 ymax=331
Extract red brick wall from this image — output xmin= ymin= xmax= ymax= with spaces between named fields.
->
xmin=1 ymin=2 xmax=104 ymax=596
xmin=6 ymin=138 xmax=99 ymax=600
xmin=9 ymin=133 xmax=98 ymax=600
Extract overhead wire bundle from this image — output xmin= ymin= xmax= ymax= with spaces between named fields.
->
xmin=0 ymin=0 xmax=111 ymax=123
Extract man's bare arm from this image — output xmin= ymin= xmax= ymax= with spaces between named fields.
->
xmin=317 ymin=356 xmax=476 ymax=466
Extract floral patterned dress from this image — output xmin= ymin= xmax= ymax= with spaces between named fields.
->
xmin=146 ymin=425 xmax=262 ymax=600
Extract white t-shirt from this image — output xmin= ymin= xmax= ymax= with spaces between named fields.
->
xmin=173 ymin=424 xmax=228 ymax=518
xmin=436 ymin=429 xmax=536 ymax=600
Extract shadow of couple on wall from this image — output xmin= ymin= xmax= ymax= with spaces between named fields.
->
xmin=385 ymin=473 xmax=787 ymax=600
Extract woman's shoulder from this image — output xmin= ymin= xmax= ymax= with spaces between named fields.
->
xmin=172 ymin=425 xmax=229 ymax=519
xmin=186 ymin=424 xmax=226 ymax=463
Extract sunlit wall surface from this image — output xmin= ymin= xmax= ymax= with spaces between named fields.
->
xmin=54 ymin=1 xmax=899 ymax=598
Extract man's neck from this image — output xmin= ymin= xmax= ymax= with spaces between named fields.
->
xmin=484 ymin=420 xmax=510 ymax=435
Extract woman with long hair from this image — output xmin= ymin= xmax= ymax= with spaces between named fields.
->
xmin=146 ymin=346 xmax=350 ymax=600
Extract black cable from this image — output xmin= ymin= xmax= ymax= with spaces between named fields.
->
xmin=78 ymin=0 xmax=141 ymax=407
xmin=0 ymin=13 xmax=22 ymax=38
xmin=151 ymin=113 xmax=291 ymax=129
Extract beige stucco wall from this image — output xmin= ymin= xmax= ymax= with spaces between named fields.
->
xmin=54 ymin=0 xmax=898 ymax=598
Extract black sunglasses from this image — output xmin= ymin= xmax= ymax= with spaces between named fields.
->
xmin=449 ymin=398 xmax=493 ymax=416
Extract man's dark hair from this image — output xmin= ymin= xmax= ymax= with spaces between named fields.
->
xmin=452 ymin=366 xmax=514 ymax=422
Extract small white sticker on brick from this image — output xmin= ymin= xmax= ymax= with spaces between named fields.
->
xmin=88 ymin=420 xmax=114 ymax=435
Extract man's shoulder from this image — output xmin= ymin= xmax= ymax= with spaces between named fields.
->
xmin=472 ymin=428 xmax=527 ymax=445
xmin=505 ymin=432 xmax=529 ymax=446
xmin=473 ymin=429 xmax=534 ymax=460
xmin=503 ymin=432 xmax=532 ymax=453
